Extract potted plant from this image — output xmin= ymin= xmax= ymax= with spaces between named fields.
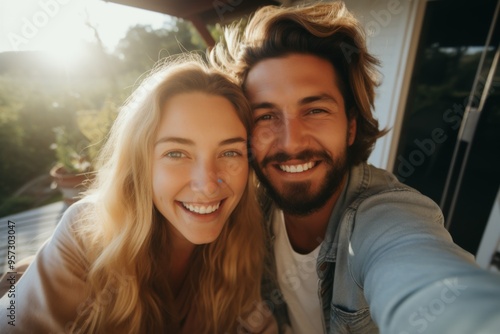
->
xmin=50 ymin=100 xmax=116 ymax=205
xmin=50 ymin=125 xmax=93 ymax=205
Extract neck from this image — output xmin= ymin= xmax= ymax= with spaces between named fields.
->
xmin=168 ymin=235 xmax=196 ymax=295
xmin=283 ymin=177 xmax=346 ymax=254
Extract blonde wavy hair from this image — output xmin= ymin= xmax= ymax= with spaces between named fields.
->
xmin=210 ymin=1 xmax=388 ymax=165
xmin=71 ymin=56 xmax=265 ymax=333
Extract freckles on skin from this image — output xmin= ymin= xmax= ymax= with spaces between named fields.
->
xmin=218 ymin=156 xmax=248 ymax=181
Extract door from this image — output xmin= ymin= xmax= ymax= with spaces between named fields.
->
xmin=393 ymin=0 xmax=500 ymax=255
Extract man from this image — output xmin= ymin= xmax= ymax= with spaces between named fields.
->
xmin=211 ymin=2 xmax=500 ymax=333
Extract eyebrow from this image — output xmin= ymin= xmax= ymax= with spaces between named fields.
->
xmin=300 ymin=94 xmax=339 ymax=105
xmin=251 ymin=93 xmax=339 ymax=111
xmin=155 ymin=136 xmax=246 ymax=147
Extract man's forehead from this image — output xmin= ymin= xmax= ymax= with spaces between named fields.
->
xmin=244 ymin=55 xmax=342 ymax=106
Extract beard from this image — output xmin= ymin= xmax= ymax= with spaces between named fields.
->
xmin=253 ymin=146 xmax=350 ymax=216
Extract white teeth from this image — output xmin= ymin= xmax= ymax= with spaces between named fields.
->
xmin=279 ymin=162 xmax=314 ymax=173
xmin=182 ymin=202 xmax=221 ymax=214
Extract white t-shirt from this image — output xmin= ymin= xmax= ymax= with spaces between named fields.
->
xmin=273 ymin=209 xmax=325 ymax=334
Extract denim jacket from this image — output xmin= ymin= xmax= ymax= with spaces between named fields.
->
xmin=262 ymin=162 xmax=500 ymax=334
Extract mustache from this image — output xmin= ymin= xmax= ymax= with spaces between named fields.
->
xmin=261 ymin=149 xmax=333 ymax=166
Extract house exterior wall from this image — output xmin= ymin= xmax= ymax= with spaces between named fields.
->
xmin=476 ymin=187 xmax=500 ymax=271
xmin=343 ymin=0 xmax=426 ymax=169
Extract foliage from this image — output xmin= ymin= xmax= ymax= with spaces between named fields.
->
xmin=0 ymin=74 xmax=73 ymax=199
xmin=77 ymin=99 xmax=118 ymax=165
xmin=114 ymin=18 xmax=207 ymax=75
xmin=52 ymin=126 xmax=92 ymax=173
xmin=51 ymin=99 xmax=118 ymax=173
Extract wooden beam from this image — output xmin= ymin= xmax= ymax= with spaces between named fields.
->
xmin=105 ymin=0 xmax=174 ymax=16
xmin=189 ymin=15 xmax=216 ymax=48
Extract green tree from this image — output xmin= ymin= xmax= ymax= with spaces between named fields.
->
xmin=115 ymin=18 xmax=207 ymax=75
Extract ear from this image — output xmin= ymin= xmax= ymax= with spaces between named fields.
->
xmin=347 ymin=117 xmax=357 ymax=146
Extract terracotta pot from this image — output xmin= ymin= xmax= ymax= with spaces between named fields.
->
xmin=50 ymin=164 xmax=93 ymax=205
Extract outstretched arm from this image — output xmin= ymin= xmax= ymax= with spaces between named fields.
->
xmin=350 ymin=190 xmax=500 ymax=334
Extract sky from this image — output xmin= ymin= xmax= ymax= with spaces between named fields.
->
xmin=0 ymin=0 xmax=172 ymax=57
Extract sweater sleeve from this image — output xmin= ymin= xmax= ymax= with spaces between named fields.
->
xmin=0 ymin=202 xmax=91 ymax=333
xmin=349 ymin=189 xmax=500 ymax=334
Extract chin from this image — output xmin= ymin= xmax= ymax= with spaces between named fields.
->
xmin=190 ymin=236 xmax=219 ymax=245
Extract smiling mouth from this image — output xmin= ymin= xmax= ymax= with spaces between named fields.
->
xmin=181 ymin=201 xmax=222 ymax=214
xmin=278 ymin=161 xmax=316 ymax=173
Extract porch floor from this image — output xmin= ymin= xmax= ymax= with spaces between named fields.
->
xmin=0 ymin=201 xmax=67 ymax=276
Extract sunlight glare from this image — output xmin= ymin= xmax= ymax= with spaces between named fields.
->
xmin=40 ymin=44 xmax=86 ymax=69
xmin=0 ymin=0 xmax=171 ymax=59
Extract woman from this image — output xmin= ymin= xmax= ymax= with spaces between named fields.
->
xmin=0 ymin=57 xmax=276 ymax=333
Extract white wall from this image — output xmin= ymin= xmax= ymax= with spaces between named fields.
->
xmin=342 ymin=0 xmax=426 ymax=169
xmin=476 ymin=186 xmax=500 ymax=271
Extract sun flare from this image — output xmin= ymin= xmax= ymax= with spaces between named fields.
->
xmin=39 ymin=38 xmax=88 ymax=68
xmin=1 ymin=0 xmax=170 ymax=61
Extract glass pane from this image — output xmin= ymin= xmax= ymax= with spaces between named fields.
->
xmin=393 ymin=0 xmax=497 ymax=203
xmin=448 ymin=48 xmax=500 ymax=254
xmin=393 ymin=0 xmax=499 ymax=254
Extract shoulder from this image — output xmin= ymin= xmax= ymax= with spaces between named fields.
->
xmin=358 ymin=164 xmax=442 ymax=224
xmin=349 ymin=165 xmax=445 ymax=249
xmin=52 ymin=200 xmax=95 ymax=243
xmin=347 ymin=163 xmax=442 ymax=224
xmin=355 ymin=163 xmax=416 ymax=197
xmin=58 ymin=200 xmax=95 ymax=228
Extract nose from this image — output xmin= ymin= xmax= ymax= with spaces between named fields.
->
xmin=278 ymin=115 xmax=307 ymax=153
xmin=190 ymin=158 xmax=220 ymax=198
